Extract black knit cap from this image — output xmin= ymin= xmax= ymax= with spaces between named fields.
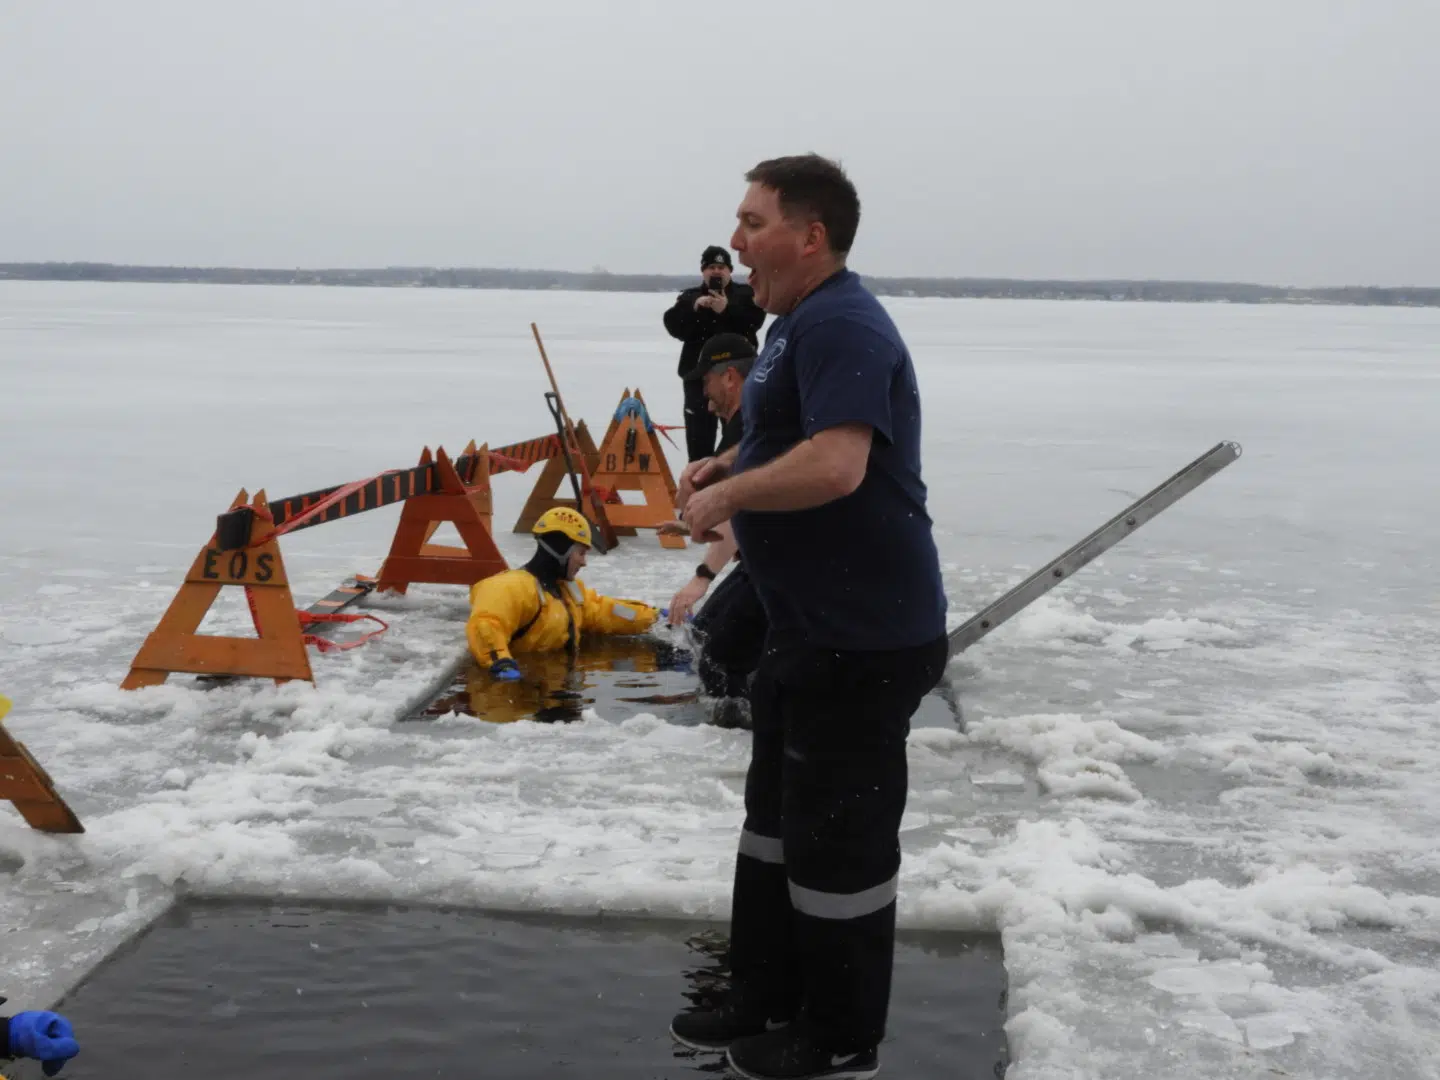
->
xmin=687 ymin=332 xmax=758 ymax=381
xmin=701 ymin=245 xmax=733 ymax=269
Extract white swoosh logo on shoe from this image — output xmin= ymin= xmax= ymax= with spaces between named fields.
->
xmin=830 ymin=1053 xmax=859 ymax=1067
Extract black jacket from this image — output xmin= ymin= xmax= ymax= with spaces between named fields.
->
xmin=716 ymin=407 xmax=745 ymax=456
xmin=663 ymin=281 xmax=766 ymax=380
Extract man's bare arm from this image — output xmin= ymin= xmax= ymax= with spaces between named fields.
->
xmin=677 ymin=442 xmax=744 ymax=510
xmin=701 ymin=521 xmax=739 ymax=570
xmin=680 ymin=424 xmax=873 ymax=540
xmin=723 ymin=423 xmax=871 ymax=512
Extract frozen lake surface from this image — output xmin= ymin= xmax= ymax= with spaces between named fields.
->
xmin=2 ymin=281 xmax=1438 ymax=1078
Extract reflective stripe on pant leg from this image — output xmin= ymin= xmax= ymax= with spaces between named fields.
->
xmin=739 ymin=828 xmax=784 ymax=864
xmin=772 ymin=637 xmax=949 ymax=1051
xmin=787 ymin=874 xmax=896 ymax=919
xmin=726 ymin=663 xmax=803 ymax=1019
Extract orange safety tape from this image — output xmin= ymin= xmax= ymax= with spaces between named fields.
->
xmin=242 ymin=589 xmax=390 ymax=654
xmin=252 ymin=453 xmax=533 ymax=537
xmin=298 ymin=610 xmax=390 ymax=653
xmin=244 ymin=586 xmax=262 ymax=635
xmin=262 ymin=471 xmax=403 ymax=542
xmin=486 ymin=451 xmax=535 ymax=475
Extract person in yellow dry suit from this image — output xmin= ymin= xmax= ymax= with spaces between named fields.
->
xmin=466 ymin=506 xmax=660 ymax=680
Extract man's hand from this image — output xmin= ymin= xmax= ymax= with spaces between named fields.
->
xmin=676 ymin=456 xmax=729 ymax=511
xmin=668 ymin=577 xmax=709 ymax=625
xmin=709 ymin=291 xmax=728 ymax=313
xmin=694 ymin=295 xmax=717 ymax=312
xmin=682 ymin=480 xmax=735 ymax=543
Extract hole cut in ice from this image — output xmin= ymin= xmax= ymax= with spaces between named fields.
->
xmin=53 ymin=900 xmax=1011 ymax=1080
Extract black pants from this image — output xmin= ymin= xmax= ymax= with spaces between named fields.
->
xmin=683 ymin=380 xmax=719 ymax=462
xmin=691 ymin=563 xmax=767 ymax=700
xmin=726 ymin=634 xmax=950 ymax=1052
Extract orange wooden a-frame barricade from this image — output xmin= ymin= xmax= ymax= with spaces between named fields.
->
xmin=0 ymin=695 xmax=86 ymax=834
xmin=118 ymin=374 xmax=691 ymax=692
xmin=375 ymin=444 xmax=508 ymax=595
xmin=509 ymin=420 xmax=612 ymax=534
xmin=120 ymin=440 xmax=515 ymax=689
xmin=588 ymin=388 xmax=686 ymax=550
xmin=121 ymin=489 xmax=315 ymax=689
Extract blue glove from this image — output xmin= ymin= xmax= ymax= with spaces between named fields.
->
xmin=8 ymin=1011 xmax=80 ymax=1075
xmin=489 ymin=658 xmax=521 ymax=681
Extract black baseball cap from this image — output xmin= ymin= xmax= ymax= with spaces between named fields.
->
xmin=688 ymin=332 xmax=757 ymax=381
xmin=701 ymin=245 xmax=733 ymax=269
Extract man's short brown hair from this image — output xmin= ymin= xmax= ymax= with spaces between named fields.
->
xmin=745 ymin=153 xmax=861 ymax=255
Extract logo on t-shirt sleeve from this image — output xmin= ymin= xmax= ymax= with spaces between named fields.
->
xmin=752 ymin=336 xmax=786 ymax=384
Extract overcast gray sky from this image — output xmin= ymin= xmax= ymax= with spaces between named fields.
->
xmin=2 ymin=1 xmax=1435 ymax=286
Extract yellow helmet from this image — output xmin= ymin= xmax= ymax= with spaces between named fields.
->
xmin=531 ymin=506 xmax=593 ymax=548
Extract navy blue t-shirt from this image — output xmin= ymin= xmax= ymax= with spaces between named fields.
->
xmin=731 ymin=269 xmax=947 ymax=652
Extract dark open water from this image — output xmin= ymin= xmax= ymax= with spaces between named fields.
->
xmin=404 ymin=638 xmax=960 ymax=729
xmin=50 ymin=901 xmax=1008 ymax=1079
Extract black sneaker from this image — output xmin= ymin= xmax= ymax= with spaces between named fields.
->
xmin=710 ymin=697 xmax=752 ymax=730
xmin=726 ymin=1026 xmax=879 ymax=1080
xmin=669 ymin=1001 xmax=790 ymax=1052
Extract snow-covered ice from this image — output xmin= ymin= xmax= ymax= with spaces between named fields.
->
xmin=2 ymin=282 xmax=1439 ymax=1078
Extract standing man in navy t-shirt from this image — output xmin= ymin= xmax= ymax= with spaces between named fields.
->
xmin=669 ymin=154 xmax=949 ymax=1080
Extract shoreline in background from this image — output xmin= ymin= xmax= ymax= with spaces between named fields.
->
xmin=2 ymin=261 xmax=1437 ymax=307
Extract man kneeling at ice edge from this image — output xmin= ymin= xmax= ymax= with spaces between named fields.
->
xmin=466 ymin=506 xmax=660 ymax=680
xmin=0 ymin=997 xmax=80 ymax=1076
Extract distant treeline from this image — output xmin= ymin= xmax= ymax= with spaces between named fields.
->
xmin=2 ymin=262 xmax=1436 ymax=307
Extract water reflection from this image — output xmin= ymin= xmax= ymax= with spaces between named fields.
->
xmin=413 ymin=637 xmax=705 ymax=725
xmin=668 ymin=927 xmax=1009 ymax=1077
xmin=58 ymin=901 xmax=1009 ymax=1079
xmin=409 ymin=636 xmax=960 ymax=731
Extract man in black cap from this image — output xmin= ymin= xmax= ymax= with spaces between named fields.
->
xmin=666 ymin=333 xmax=768 ymax=727
xmin=663 ymin=245 xmax=766 ymax=462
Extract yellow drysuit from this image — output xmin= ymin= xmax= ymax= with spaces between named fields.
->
xmin=466 ymin=569 xmax=660 ymax=668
